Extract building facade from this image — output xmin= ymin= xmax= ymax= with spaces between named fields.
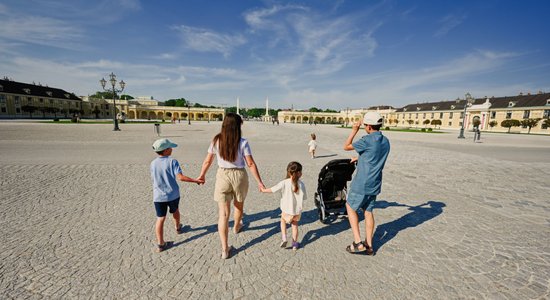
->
xmin=0 ymin=79 xmax=225 ymax=121
xmin=277 ymin=94 xmax=550 ymax=134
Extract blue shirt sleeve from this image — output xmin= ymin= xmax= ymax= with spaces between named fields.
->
xmin=172 ymin=159 xmax=183 ymax=177
xmin=352 ymin=136 xmax=369 ymax=155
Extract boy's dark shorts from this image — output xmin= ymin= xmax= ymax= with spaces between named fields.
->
xmin=154 ymin=197 xmax=180 ymax=217
xmin=347 ymin=193 xmax=376 ymax=212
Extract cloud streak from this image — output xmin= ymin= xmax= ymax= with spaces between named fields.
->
xmin=434 ymin=14 xmax=466 ymax=37
xmin=172 ymin=25 xmax=246 ymax=58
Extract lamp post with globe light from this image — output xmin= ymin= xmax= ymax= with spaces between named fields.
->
xmin=458 ymin=92 xmax=474 ymax=139
xmin=100 ymin=73 xmax=125 ymax=131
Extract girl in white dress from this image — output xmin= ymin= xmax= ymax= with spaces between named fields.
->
xmin=308 ymin=133 xmax=317 ymax=159
xmin=261 ymin=162 xmax=307 ymax=250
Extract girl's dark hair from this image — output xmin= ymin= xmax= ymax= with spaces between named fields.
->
xmin=285 ymin=161 xmax=302 ymax=193
xmin=213 ymin=112 xmax=243 ymax=162
xmin=310 ymin=133 xmax=316 ymax=140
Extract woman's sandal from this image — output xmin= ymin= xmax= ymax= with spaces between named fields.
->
xmin=221 ymin=246 xmax=234 ymax=259
xmin=155 ymin=242 xmax=169 ymax=253
xmin=233 ymin=222 xmax=243 ymax=234
xmin=346 ymin=241 xmax=367 ymax=254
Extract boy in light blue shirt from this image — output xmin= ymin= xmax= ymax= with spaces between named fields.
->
xmin=343 ymin=112 xmax=390 ymax=255
xmin=150 ymin=138 xmax=203 ymax=252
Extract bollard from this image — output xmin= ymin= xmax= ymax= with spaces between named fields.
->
xmin=154 ymin=123 xmax=161 ymax=136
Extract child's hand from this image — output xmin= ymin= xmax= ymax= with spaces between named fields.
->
xmin=196 ymin=176 xmax=205 ymax=185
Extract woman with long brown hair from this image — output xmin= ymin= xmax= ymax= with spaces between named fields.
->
xmin=198 ymin=113 xmax=265 ymax=259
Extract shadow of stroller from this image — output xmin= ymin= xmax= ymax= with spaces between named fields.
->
xmin=300 ymin=209 xmax=350 ymax=248
xmin=373 ymin=200 xmax=445 ymax=252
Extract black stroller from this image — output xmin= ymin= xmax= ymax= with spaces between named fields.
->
xmin=314 ymin=159 xmax=356 ymax=223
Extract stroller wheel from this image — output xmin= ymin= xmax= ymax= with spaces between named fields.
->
xmin=318 ymin=207 xmax=327 ymax=224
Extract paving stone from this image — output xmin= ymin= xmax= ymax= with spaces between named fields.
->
xmin=0 ymin=122 xmax=549 ymax=299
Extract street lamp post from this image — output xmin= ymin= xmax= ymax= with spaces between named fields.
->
xmin=458 ymin=92 xmax=474 ymax=139
xmin=100 ymin=72 xmax=125 ymax=131
xmin=187 ymin=102 xmax=193 ymax=125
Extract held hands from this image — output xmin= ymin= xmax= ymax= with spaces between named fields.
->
xmin=258 ymin=182 xmax=266 ymax=192
xmin=196 ymin=176 xmax=205 ymax=185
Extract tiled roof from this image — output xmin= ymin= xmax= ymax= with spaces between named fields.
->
xmin=0 ymin=79 xmax=82 ymax=101
xmin=395 ymin=93 xmax=550 ymax=112
xmin=368 ymin=105 xmax=394 ymax=110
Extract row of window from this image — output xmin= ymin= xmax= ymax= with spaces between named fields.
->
xmin=396 ymin=109 xmax=550 ymax=121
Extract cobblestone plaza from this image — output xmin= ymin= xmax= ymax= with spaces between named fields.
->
xmin=1 ymin=121 xmax=549 ymax=299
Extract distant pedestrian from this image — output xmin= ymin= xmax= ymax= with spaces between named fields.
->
xmin=198 ymin=113 xmax=265 ymax=259
xmin=343 ymin=112 xmax=390 ymax=255
xmin=150 ymin=138 xmax=203 ymax=253
xmin=261 ymin=161 xmax=306 ymax=250
xmin=308 ymin=133 xmax=318 ymax=159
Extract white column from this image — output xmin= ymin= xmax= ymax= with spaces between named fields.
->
xmin=236 ymin=97 xmax=240 ymax=115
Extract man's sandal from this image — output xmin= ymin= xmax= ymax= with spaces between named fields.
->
xmin=346 ymin=241 xmax=367 ymax=254
xmin=364 ymin=241 xmax=374 ymax=255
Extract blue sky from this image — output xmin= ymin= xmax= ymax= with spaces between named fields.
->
xmin=1 ymin=0 xmax=549 ymax=110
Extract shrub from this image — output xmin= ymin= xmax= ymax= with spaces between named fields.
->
xmin=427 ymin=128 xmax=433 ymax=132
xmin=385 ymin=126 xmax=390 ymax=130
xmin=421 ymin=128 xmax=426 ymax=132
xmin=53 ymin=118 xmax=60 ymax=122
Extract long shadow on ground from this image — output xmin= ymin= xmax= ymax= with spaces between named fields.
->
xmin=373 ymin=200 xmax=445 ymax=252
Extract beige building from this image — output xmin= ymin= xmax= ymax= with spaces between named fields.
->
xmin=389 ymin=93 xmax=550 ymax=134
xmin=0 ymin=79 xmax=225 ymax=122
xmin=277 ymin=93 xmax=550 ymax=134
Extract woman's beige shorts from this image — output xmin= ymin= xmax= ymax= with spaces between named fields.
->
xmin=214 ymin=168 xmax=249 ymax=202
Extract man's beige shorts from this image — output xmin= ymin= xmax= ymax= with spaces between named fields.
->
xmin=214 ymin=168 xmax=249 ymax=202
xmin=281 ymin=212 xmax=301 ymax=224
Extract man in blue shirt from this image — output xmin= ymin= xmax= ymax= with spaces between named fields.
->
xmin=343 ymin=112 xmax=390 ymax=255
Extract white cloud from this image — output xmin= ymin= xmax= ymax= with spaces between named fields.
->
xmin=434 ymin=14 xmax=466 ymax=38
xmin=0 ymin=15 xmax=83 ymax=49
xmin=172 ymin=25 xmax=246 ymax=58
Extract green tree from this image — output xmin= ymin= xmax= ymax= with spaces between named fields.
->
xmin=544 ymin=118 xmax=550 ymax=129
xmin=423 ymin=119 xmax=431 ymax=127
xmin=309 ymin=107 xmax=320 ymax=112
xmin=120 ymin=94 xmax=134 ymax=100
xmin=520 ymin=118 xmax=541 ymax=134
xmin=501 ymin=119 xmax=520 ymax=133
xmin=91 ymin=91 xmax=117 ymax=99
xmin=21 ymin=105 xmax=37 ymax=118
xmin=163 ymin=98 xmax=187 ymax=107
xmin=92 ymin=106 xmax=101 ymax=119
xmin=431 ymin=119 xmax=442 ymax=128
xmin=488 ymin=120 xmax=498 ymax=130
xmin=472 ymin=118 xmax=481 ymax=128
xmin=407 ymin=119 xmax=414 ymax=126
